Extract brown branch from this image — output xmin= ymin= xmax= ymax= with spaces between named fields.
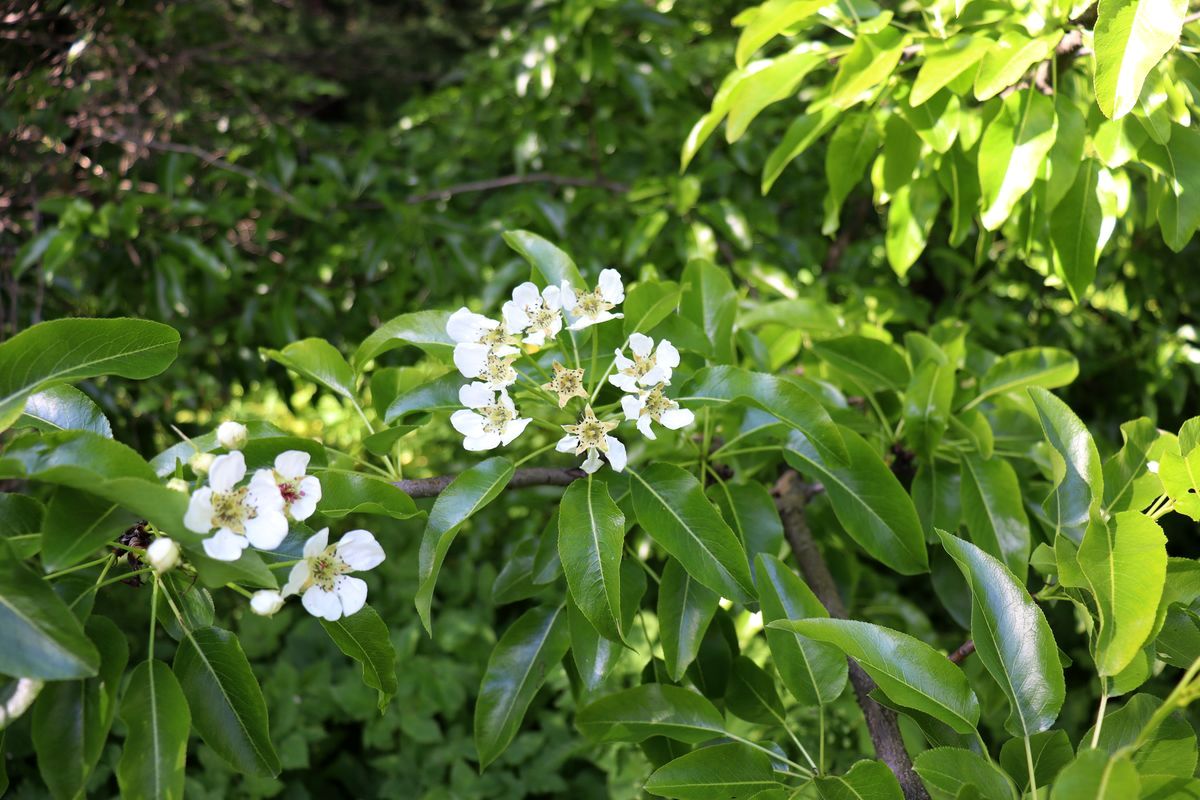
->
xmin=395 ymin=466 xmax=584 ymax=498
xmin=773 ymin=470 xmax=931 ymax=800
xmin=404 ymin=172 xmax=628 ymax=204
xmin=948 ymin=640 xmax=976 ymax=665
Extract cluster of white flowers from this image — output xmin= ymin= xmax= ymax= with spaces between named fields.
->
xmin=446 ymin=270 xmax=693 ymax=475
xmin=250 ymin=527 xmax=385 ymax=621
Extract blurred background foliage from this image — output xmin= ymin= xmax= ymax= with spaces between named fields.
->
xmin=2 ymin=0 xmax=1200 ymax=796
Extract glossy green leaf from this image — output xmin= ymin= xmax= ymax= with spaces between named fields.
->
xmin=659 ymin=558 xmax=719 ymax=682
xmin=1049 ymin=749 xmax=1139 ymax=800
xmin=361 ymin=418 xmax=427 ymax=456
xmin=384 ymin=371 xmax=463 ymax=422
xmin=1159 ymin=447 xmax=1200 ymax=520
xmin=726 ymin=46 xmax=827 ymax=143
xmin=173 ymin=626 xmax=280 ymax=777
xmin=1045 ymin=95 xmax=1088 ymax=211
xmin=900 ymin=89 xmax=960 ymax=155
xmin=998 ymin=730 xmax=1073 ymax=794
xmin=708 ymin=481 xmax=784 ymax=572
xmin=1030 ymin=387 xmax=1104 ymax=544
xmin=937 ymin=531 xmax=1065 ymax=736
xmin=773 ymin=618 xmax=979 ymax=733
xmin=734 ymin=0 xmax=824 ymax=67
xmin=568 ymin=597 xmax=621 ymax=693
xmin=754 ymin=553 xmax=845 ymax=707
xmin=415 ymin=457 xmax=514 ymax=633
xmin=559 ymin=474 xmax=625 ymax=642
xmin=316 ymin=469 xmax=421 ymax=519
xmin=1093 ymin=0 xmax=1187 ymax=119
xmin=886 ymin=175 xmax=941 ymax=276
xmin=0 ymin=317 xmax=179 ymax=433
xmin=630 ymin=464 xmax=755 ymax=603
xmin=32 ymin=615 xmax=128 ymax=800
xmin=762 ymin=104 xmax=839 ymax=193
xmin=959 ymin=454 xmax=1031 ymax=580
xmin=830 ymin=26 xmax=907 ymax=109
xmin=783 ymin=429 xmax=928 ymax=575
xmin=261 ymin=337 xmax=356 ymax=399
xmin=503 ymin=229 xmax=586 ymax=289
xmin=812 ymin=335 xmax=911 ymax=393
xmin=352 ymin=310 xmax=454 ymax=367
xmin=1103 ymin=417 xmax=1170 ymax=514
xmin=823 ymin=113 xmax=881 ymax=235
xmin=475 ymin=604 xmax=570 ymax=769
xmin=903 ymin=356 xmax=955 ymax=458
xmin=645 ymin=742 xmax=780 ymax=799
xmin=1141 ymin=124 xmax=1200 ymax=251
xmin=912 ymin=462 xmax=962 ymax=541
xmin=974 ymin=31 xmax=1062 ymax=101
xmin=726 ymin=656 xmax=785 ymax=726
xmin=0 ymin=538 xmax=99 ymax=679
xmin=912 ymin=35 xmax=990 ymax=106
xmin=816 ymin=759 xmax=903 ymax=800
xmin=680 ymin=260 xmax=737 ymax=363
xmin=116 ymin=660 xmax=190 ymax=800
xmin=979 ymin=90 xmax=1058 ymax=230
xmin=320 ymin=604 xmax=397 ymax=710
xmin=913 ymin=746 xmax=1016 ymax=800
xmin=577 ymin=683 xmax=724 ymax=744
xmin=18 ymin=385 xmax=112 ymax=437
xmin=972 ymin=347 xmax=1079 ymax=407
xmin=1084 ymin=693 xmax=1197 ymax=779
xmin=40 ymin=488 xmax=136 ymax=573
xmin=1050 ymin=160 xmax=1105 ymax=301
xmin=185 ymin=545 xmax=277 ymax=590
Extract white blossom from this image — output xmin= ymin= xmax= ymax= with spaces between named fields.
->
xmin=451 ymin=383 xmax=531 ymax=451
xmin=446 ymin=307 xmax=520 ymax=386
xmin=217 ymin=420 xmax=248 ymax=450
xmin=184 ymin=451 xmax=288 ymax=561
xmin=609 ymin=333 xmax=680 ymax=393
xmin=250 ymin=590 xmax=285 ymax=617
xmin=556 ymin=405 xmax=627 ymax=474
xmin=502 ymin=282 xmax=564 ymax=346
xmin=282 ymin=527 xmax=385 ymax=621
xmin=190 ymin=451 xmax=214 ymax=475
xmin=166 ymin=478 xmax=189 ymax=493
xmin=542 ymin=361 xmax=588 ymax=408
xmin=272 ymin=450 xmax=321 ymax=521
xmin=621 ymin=385 xmax=696 ymax=440
xmin=146 ymin=537 xmax=181 ymax=574
xmin=561 ymin=269 xmax=624 ymax=330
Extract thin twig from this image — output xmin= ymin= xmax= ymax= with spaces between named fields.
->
xmin=404 ymin=172 xmax=628 ymax=204
xmin=948 ymin=640 xmax=976 ymax=665
xmin=394 ymin=466 xmax=584 ymax=498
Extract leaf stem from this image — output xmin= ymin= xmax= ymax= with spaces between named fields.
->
xmin=42 ymin=554 xmax=112 ymax=580
xmin=149 ymin=575 xmax=160 ymax=662
xmin=624 ymin=542 xmax=661 ymax=585
xmin=1091 ymin=680 xmax=1109 ymax=749
xmin=1024 ymin=735 xmax=1039 ymax=798
xmin=724 ymin=732 xmax=813 ymax=778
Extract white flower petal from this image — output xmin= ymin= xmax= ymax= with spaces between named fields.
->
xmin=453 ymin=343 xmax=490 ymax=378
xmin=208 ymin=451 xmax=246 ymax=493
xmin=216 ymin=421 xmax=248 ymax=450
xmin=464 ymin=432 xmax=503 ymax=451
xmin=581 ymin=449 xmax=603 ymax=474
xmin=335 ymin=575 xmax=369 ymax=617
xmin=523 ymin=330 xmax=546 ymax=346
xmin=542 ymin=285 xmax=562 ymax=309
xmin=244 ymin=509 xmax=289 ymax=550
xmin=609 ymin=373 xmax=639 ymax=393
xmin=637 ymin=415 xmax=656 ymax=440
xmin=559 ymin=281 xmax=577 ymax=311
xmin=604 ymin=436 xmax=627 ymax=472
xmin=248 ymin=470 xmax=285 ymax=512
xmin=567 ymin=317 xmax=595 ymax=331
xmin=598 ymin=269 xmax=624 ymax=303
xmin=202 ymin=529 xmax=248 ymax=561
xmin=282 ymin=560 xmax=310 ymax=597
xmin=250 ymin=590 xmax=285 ymax=616
xmin=274 ymin=450 xmax=310 ymax=480
xmin=661 ymin=408 xmax=696 ymax=430
xmin=184 ymin=487 xmax=215 ymax=533
xmin=642 ymin=365 xmax=670 ymax=386
xmin=629 ymin=333 xmax=653 ymax=358
xmin=289 ymin=475 xmax=322 ymax=521
xmin=446 ymin=308 xmax=496 ymax=343
xmin=337 ymin=529 xmax=386 ymax=571
xmin=612 ymin=351 xmax=634 ymax=370
xmin=501 ymin=301 xmax=530 ymax=334
xmin=451 ymin=409 xmax=487 ymax=438
xmin=621 ymin=394 xmax=643 ymax=421
xmin=303 ymin=528 xmax=330 ymax=558
xmin=458 ymin=381 xmax=494 ymax=409
xmin=500 ymin=417 xmax=532 ymax=446
xmin=301 ymin=586 xmax=343 ymax=621
xmin=556 ymin=435 xmax=579 ymax=453
xmin=512 ymin=282 xmax=541 ymax=307
xmin=146 ymin=537 xmax=181 ymax=574
xmin=656 ymin=339 xmax=680 ymax=369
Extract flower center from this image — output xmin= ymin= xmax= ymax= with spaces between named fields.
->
xmin=479 ymin=326 xmax=515 ymax=348
xmin=278 ymin=479 xmax=303 ymax=505
xmin=624 ymin=351 xmax=655 ymax=379
xmin=481 ymin=400 xmax=515 ymax=434
xmin=482 ymin=351 xmax=516 ymax=386
xmin=309 ymin=547 xmax=350 ymax=591
xmin=551 ymin=370 xmax=583 ymax=396
xmin=211 ymin=487 xmax=251 ymax=534
xmin=576 ymin=289 xmax=613 ymax=319
xmin=526 ymin=304 xmax=559 ymax=332
xmin=641 ymin=385 xmax=674 ymax=421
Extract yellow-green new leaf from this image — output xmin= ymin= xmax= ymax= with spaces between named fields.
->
xmin=734 ymin=0 xmax=825 ymax=67
xmin=979 ymin=91 xmax=1058 ymax=230
xmin=1093 ymin=0 xmax=1187 ymax=120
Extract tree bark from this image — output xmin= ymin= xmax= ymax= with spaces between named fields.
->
xmin=773 ymin=470 xmax=931 ymax=800
xmin=394 ymin=466 xmax=583 ymax=498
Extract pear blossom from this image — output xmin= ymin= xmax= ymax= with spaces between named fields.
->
xmin=502 ymin=282 xmax=563 ymax=346
xmin=542 ymin=361 xmax=588 ymax=408
xmin=609 ymin=333 xmax=680 ymax=393
xmin=561 ymin=269 xmax=624 ymax=330
xmin=250 ymin=590 xmax=285 ymax=617
xmin=272 ymin=450 xmax=322 ymax=521
xmin=190 ymin=451 xmax=214 ymax=475
xmin=556 ymin=405 xmax=627 ymax=474
xmin=622 ymin=384 xmax=696 ymax=440
xmin=184 ymin=451 xmax=288 ymax=561
xmin=146 ymin=537 xmax=181 ymax=574
xmin=447 ymin=307 xmax=520 ymax=384
xmin=282 ymin=527 xmax=385 ymax=621
xmin=166 ymin=478 xmax=189 ymax=493
xmin=217 ymin=420 xmax=248 ymax=450
xmin=451 ymin=383 xmax=531 ymax=451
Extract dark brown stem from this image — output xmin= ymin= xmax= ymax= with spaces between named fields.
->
xmin=395 ymin=466 xmax=584 ymax=498
xmin=773 ymin=470 xmax=931 ymax=800
xmin=404 ymin=173 xmax=628 ymax=204
xmin=948 ymin=640 xmax=976 ymax=665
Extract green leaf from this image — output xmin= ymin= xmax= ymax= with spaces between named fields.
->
xmin=823 ymin=113 xmax=881 ymax=235
xmin=959 ymin=454 xmax=1031 ymax=580
xmin=682 ymin=365 xmax=847 ymax=465
xmin=40 ymin=488 xmax=136 ymax=573
xmin=762 ymin=104 xmax=839 ymax=193
xmin=185 ymin=545 xmax=277 ymax=590
xmin=1084 ymin=693 xmax=1197 ymax=779
xmin=1159 ymin=447 xmax=1200 ymax=520
xmin=1140 ymin=124 xmax=1200 ymax=251
xmin=998 ymin=730 xmax=1073 ymax=794
xmin=1093 ymin=0 xmax=1187 ymax=119
xmin=577 ymin=683 xmax=724 ymax=743
xmin=811 ymin=336 xmax=911 ymax=393
xmin=415 ymin=457 xmax=514 ymax=633
xmin=726 ymin=46 xmax=827 ymax=143
xmin=1049 ymin=749 xmax=1139 ymax=800
xmin=1029 ymin=387 xmax=1104 ymax=544
xmin=645 ymin=742 xmax=780 ymax=799
xmin=261 ymin=338 xmax=356 ymax=399
xmin=32 ymin=615 xmax=128 ymax=800
xmin=830 ymin=26 xmax=907 ymax=109
xmin=502 ymin=229 xmax=586 ymax=289
xmin=352 ymin=310 xmax=454 ymax=368
xmin=912 ymin=462 xmax=962 ymax=541
xmin=18 ymin=385 xmax=112 ymax=437
xmin=754 ymin=553 xmax=846 ymax=707
xmin=384 ymin=371 xmax=463 ymax=422
xmin=783 ymin=429 xmax=928 ymax=575
xmin=0 ymin=317 xmax=179 ymax=433
xmin=0 ymin=538 xmax=99 ymax=679
xmin=979 ymin=90 xmax=1058 ymax=230
xmin=973 ymin=31 xmax=1062 ymax=101
xmin=734 ymin=0 xmax=824 ymax=67
xmin=320 ymin=604 xmax=397 ymax=711
xmin=1045 ymin=95 xmax=1088 ymax=211
xmin=903 ymin=356 xmax=955 ymax=458
xmin=726 ymin=656 xmax=785 ymax=725
xmin=630 ymin=464 xmax=755 ymax=603
xmin=937 ymin=531 xmax=1065 ymax=737
xmin=559 ymin=474 xmax=625 ymax=642
xmin=913 ymin=747 xmax=1017 ymax=800
xmin=658 ymin=558 xmax=719 ymax=682
xmin=1103 ymin=417 xmax=1171 ymax=514
xmin=568 ymin=597 xmax=622 ymax=693
xmin=116 ymin=660 xmax=190 ymax=800
xmin=972 ymin=347 xmax=1079 ymax=407
xmin=885 ymin=175 xmax=941 ymax=277
xmin=315 ymin=469 xmax=422 ymax=519
xmin=900 ymin=89 xmax=961 ymax=154
xmin=1050 ymin=160 xmax=1105 ymax=300
xmin=475 ymin=604 xmax=570 ymax=769
xmin=173 ymin=626 xmax=280 ymax=777
xmin=681 ymin=260 xmax=737 ymax=363
xmin=815 ymin=759 xmax=903 ymax=800
xmin=912 ymin=35 xmax=990 ymax=106
xmin=623 ymin=281 xmax=681 ymax=338
xmin=772 ymin=618 xmax=979 ymax=733
xmin=1078 ymin=511 xmax=1168 ymax=676
xmin=361 ymin=418 xmax=427 ymax=456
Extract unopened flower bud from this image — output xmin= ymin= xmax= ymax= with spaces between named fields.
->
xmin=190 ymin=452 xmax=215 ymax=475
xmin=250 ymin=590 xmax=285 ymax=617
xmin=217 ymin=420 xmax=248 ymax=450
xmin=166 ymin=478 xmax=189 ymax=493
xmin=146 ymin=537 xmax=181 ymax=574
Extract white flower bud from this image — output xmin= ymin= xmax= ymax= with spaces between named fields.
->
xmin=190 ymin=452 xmax=215 ymax=475
xmin=250 ymin=590 xmax=285 ymax=617
xmin=146 ymin=537 xmax=181 ymax=574
xmin=217 ymin=420 xmax=248 ymax=450
xmin=166 ymin=478 xmax=189 ymax=493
